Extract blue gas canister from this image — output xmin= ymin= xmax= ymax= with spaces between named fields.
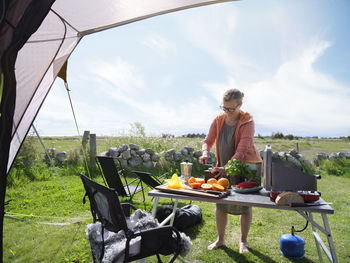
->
xmin=280 ymin=231 xmax=305 ymax=260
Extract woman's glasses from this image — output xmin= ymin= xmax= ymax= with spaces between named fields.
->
xmin=220 ymin=105 xmax=238 ymax=113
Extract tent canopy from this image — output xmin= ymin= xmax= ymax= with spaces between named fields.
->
xmin=8 ymin=0 xmax=236 ymax=173
xmin=0 ymin=0 xmax=236 ymax=261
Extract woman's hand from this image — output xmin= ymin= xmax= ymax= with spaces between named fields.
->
xmin=199 ymin=150 xmax=209 ymax=164
xmin=199 ymin=155 xmax=208 ymax=164
xmin=211 ymin=167 xmax=225 ymax=179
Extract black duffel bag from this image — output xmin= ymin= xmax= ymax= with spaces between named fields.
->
xmin=156 ymin=204 xmax=202 ymax=231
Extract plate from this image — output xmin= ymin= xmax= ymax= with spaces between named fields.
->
xmin=232 ymin=185 xmax=262 ymax=194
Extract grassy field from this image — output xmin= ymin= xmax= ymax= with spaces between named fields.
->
xmin=3 ymin=137 xmax=350 ymax=262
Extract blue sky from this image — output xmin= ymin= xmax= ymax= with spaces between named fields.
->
xmin=35 ymin=0 xmax=350 ymax=137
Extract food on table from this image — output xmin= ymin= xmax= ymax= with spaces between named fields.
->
xmin=207 ymin=178 xmax=218 ymax=185
xmin=236 ymin=181 xmax=259 ymax=189
xmin=188 ymin=177 xmax=197 ymax=184
xmin=189 ymin=182 xmax=202 ymax=189
xmin=212 ymin=183 xmax=225 ymax=192
xmin=196 ymin=178 xmax=205 ymax=185
xmin=201 ymin=183 xmax=213 ymax=190
xmin=218 ymin=178 xmax=229 ymax=190
xmin=275 ymin=192 xmax=304 ymax=206
xmin=187 ymin=177 xmax=228 ymax=192
xmin=188 ymin=177 xmax=206 ymax=189
xmin=166 ymin=173 xmax=184 ymax=189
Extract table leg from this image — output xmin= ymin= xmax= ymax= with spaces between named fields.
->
xmin=169 ymin=199 xmax=178 ymax=226
xmin=151 ymin=196 xmax=179 ymax=226
xmin=298 ymin=211 xmax=338 ymax=263
xmin=151 ymin=196 xmax=159 ymax=218
xmin=321 ymin=213 xmax=338 ymax=263
xmin=309 ymin=212 xmax=324 ymax=263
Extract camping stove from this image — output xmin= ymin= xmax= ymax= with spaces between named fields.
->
xmin=263 ymin=145 xmax=321 ymax=202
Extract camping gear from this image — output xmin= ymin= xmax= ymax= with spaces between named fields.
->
xmin=156 ymin=204 xmax=202 ymax=231
xmin=96 ymin=156 xmax=144 ymax=203
xmin=80 ymin=174 xmax=184 ymax=262
xmin=180 ymin=161 xmax=192 ymax=182
xmin=263 ymin=145 xmax=320 ymax=202
xmin=149 ymin=188 xmax=337 ymax=263
xmin=280 ymin=227 xmax=305 ymax=260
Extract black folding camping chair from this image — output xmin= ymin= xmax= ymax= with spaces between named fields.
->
xmin=96 ymin=156 xmax=144 ymax=203
xmin=80 ymin=174 xmax=182 ymax=263
xmin=133 ymin=171 xmax=167 ymax=189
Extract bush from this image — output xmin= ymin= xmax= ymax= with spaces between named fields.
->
xmin=272 ymin=132 xmax=284 ymax=139
xmin=257 ymin=133 xmax=264 ymax=139
xmin=7 ymin=161 xmax=53 ymax=187
xmin=285 ymin=134 xmax=299 ymax=140
xmin=8 ymin=135 xmax=42 ymax=186
xmin=271 ymin=132 xmax=299 ymax=140
xmin=67 ymin=149 xmax=81 ymax=165
xmin=181 ymin=133 xmax=206 ymax=138
xmin=319 ymin=158 xmax=350 ymax=177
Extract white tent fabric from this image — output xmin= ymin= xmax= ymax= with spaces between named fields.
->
xmin=8 ymin=0 xmax=236 ymax=172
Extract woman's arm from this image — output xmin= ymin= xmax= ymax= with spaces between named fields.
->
xmin=199 ymin=118 xmax=217 ymax=164
xmin=233 ymin=121 xmax=255 ymax=162
xmin=202 ymin=118 xmax=217 ymax=153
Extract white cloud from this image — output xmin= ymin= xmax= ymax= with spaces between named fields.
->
xmin=142 ymin=34 xmax=177 ymax=58
xmin=93 ymin=58 xmax=146 ymax=93
xmin=244 ymin=40 xmax=350 ymax=136
xmin=173 ymin=4 xmax=350 ymax=137
xmin=35 ymin=3 xmax=350 ymax=138
xmin=90 ymin=58 xmax=217 ymax=135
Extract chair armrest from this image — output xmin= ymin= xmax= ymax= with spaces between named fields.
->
xmin=133 ymin=226 xmax=181 ymax=256
xmin=158 ymin=172 xmax=169 ymax=182
xmin=137 ymin=225 xmax=181 ymax=242
xmin=131 ymin=170 xmax=151 ymax=176
xmin=131 ymin=170 xmax=161 ymax=183
xmin=119 ymin=169 xmax=141 ymax=186
xmin=126 ymin=177 xmax=140 ymax=185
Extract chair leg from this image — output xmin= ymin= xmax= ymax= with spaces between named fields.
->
xmin=141 ymin=181 xmax=146 ymax=203
xmin=99 ymin=226 xmax=106 ymax=262
xmin=169 ymin=251 xmax=180 ymax=263
xmin=156 ymin=253 xmax=163 ymax=263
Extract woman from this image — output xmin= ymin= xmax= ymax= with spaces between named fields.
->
xmin=199 ymin=88 xmax=261 ymax=253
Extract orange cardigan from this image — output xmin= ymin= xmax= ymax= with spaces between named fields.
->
xmin=202 ymin=110 xmax=262 ymax=166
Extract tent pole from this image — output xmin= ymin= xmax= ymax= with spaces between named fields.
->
xmin=0 ymin=173 xmax=7 ymax=263
xmin=32 ymin=125 xmax=76 ymax=211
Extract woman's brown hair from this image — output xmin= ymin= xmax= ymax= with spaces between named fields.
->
xmin=223 ymin=89 xmax=244 ymax=104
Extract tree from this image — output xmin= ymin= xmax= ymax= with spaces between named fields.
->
xmin=129 ymin=122 xmax=146 ymax=137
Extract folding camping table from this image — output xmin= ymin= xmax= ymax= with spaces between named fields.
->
xmin=149 ymin=188 xmax=338 ymax=263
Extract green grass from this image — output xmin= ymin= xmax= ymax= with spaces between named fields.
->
xmin=4 ymin=174 xmax=350 ymax=262
xmin=4 ymin=136 xmax=350 ymax=262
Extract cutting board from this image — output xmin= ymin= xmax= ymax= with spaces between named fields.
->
xmin=155 ymin=183 xmax=230 ymax=199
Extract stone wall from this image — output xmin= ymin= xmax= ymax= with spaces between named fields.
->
xmin=259 ymin=148 xmax=350 ymax=167
xmin=100 ymin=144 xmax=217 ymax=168
xmin=313 ymin=151 xmax=350 ymax=166
xmin=47 ymin=145 xmax=349 ymax=169
xmin=259 ymin=149 xmax=310 ymax=169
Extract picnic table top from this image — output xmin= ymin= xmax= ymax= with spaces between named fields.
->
xmin=148 ymin=188 xmax=334 ymax=214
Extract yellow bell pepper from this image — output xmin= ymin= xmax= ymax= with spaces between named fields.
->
xmin=166 ymin=173 xmax=184 ymax=189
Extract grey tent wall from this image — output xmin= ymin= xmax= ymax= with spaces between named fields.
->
xmin=0 ymin=1 xmax=55 ymax=262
